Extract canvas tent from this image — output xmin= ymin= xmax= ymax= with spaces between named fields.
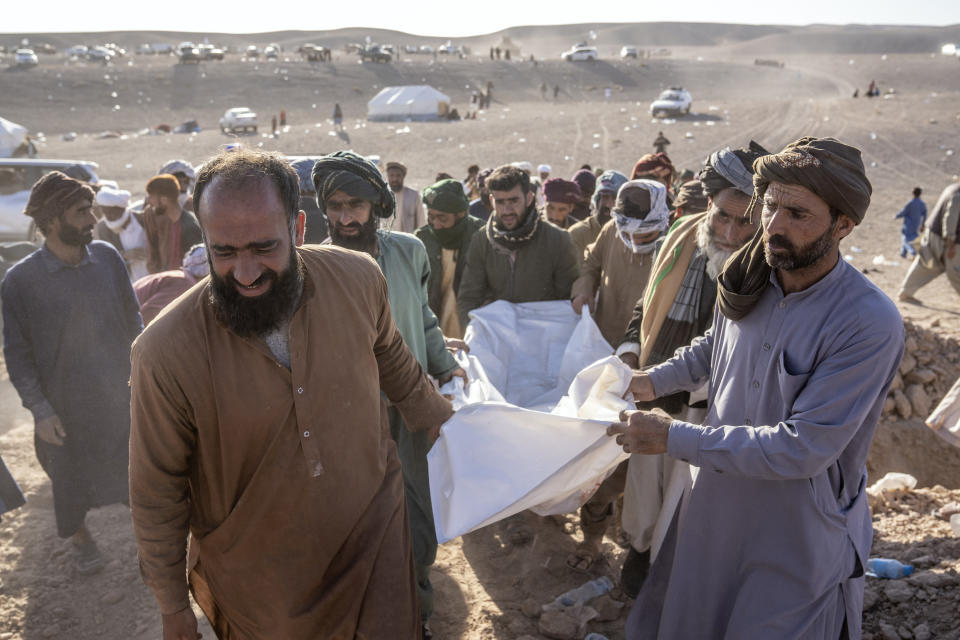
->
xmin=0 ymin=118 xmax=28 ymax=158
xmin=367 ymin=85 xmax=451 ymax=122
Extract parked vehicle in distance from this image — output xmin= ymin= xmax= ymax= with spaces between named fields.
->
xmin=219 ymin=108 xmax=258 ymax=134
xmin=264 ymin=45 xmax=280 ymax=59
xmin=0 ymin=159 xmax=109 ymax=241
xmin=65 ymin=45 xmax=88 ymax=57
xmin=620 ymin=46 xmax=638 ymax=59
xmin=404 ymin=45 xmax=418 ymax=54
xmin=419 ymin=45 xmax=434 ymax=54
xmin=14 ymin=49 xmax=38 ymax=67
xmin=177 ymin=42 xmax=201 ymax=64
xmin=561 ymin=46 xmax=598 ymax=61
xmin=86 ymin=46 xmax=113 ymax=63
xmin=649 ymin=87 xmax=693 ymax=116
xmin=245 ymin=45 xmax=260 ymax=58
xmin=360 ymin=45 xmax=391 ymax=63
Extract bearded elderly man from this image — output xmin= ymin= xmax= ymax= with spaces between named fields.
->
xmin=315 ymin=151 xmax=464 ymax=638
xmin=457 ymin=165 xmax=579 ymax=329
xmin=613 ymin=142 xmax=767 ymax=597
xmin=129 ymin=149 xmax=452 ymax=640
xmin=414 ymin=178 xmax=484 ymax=339
xmin=541 ymin=177 xmax=581 ymax=230
xmin=611 ymin=137 xmax=904 ymax=639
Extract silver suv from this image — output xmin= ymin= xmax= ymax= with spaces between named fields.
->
xmin=0 ymin=159 xmax=112 ymax=241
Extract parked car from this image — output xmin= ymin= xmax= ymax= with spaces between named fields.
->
xmin=86 ymin=46 xmax=113 ymax=63
xmin=561 ymin=46 xmax=598 ymax=62
xmin=404 ymin=45 xmax=418 ymax=54
xmin=620 ymin=46 xmax=638 ymax=59
xmin=65 ymin=45 xmax=88 ymax=57
xmin=219 ymin=107 xmax=258 ymax=134
xmin=360 ymin=45 xmax=391 ymax=63
xmin=245 ymin=45 xmax=260 ymax=58
xmin=264 ymin=45 xmax=280 ymax=59
xmin=178 ymin=42 xmax=201 ymax=64
xmin=649 ymin=87 xmax=693 ymax=116
xmin=13 ymin=49 xmax=38 ymax=67
xmin=0 ymin=159 xmax=109 ymax=241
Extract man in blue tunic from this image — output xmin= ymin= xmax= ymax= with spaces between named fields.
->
xmin=610 ymin=137 xmax=904 ymax=639
xmin=2 ymin=171 xmax=143 ymax=574
xmin=313 ymin=152 xmax=464 ymax=640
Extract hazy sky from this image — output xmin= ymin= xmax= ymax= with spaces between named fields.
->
xmin=5 ymin=0 xmax=959 ymax=37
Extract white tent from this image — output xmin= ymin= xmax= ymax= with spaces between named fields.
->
xmin=367 ymin=85 xmax=451 ymax=122
xmin=0 ymin=117 xmax=28 ymax=158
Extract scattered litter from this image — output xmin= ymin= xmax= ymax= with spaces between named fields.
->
xmin=110 ymin=91 xmax=117 ymax=98
xmin=518 ymin=138 xmax=526 ymax=143
xmin=685 ymin=132 xmax=694 ymax=138
xmin=592 ymin=143 xmax=600 ymax=148
xmin=871 ymin=132 xmax=877 ymax=140
xmin=62 ymin=132 xmax=77 ymax=141
xmin=124 ymin=163 xmax=133 ymax=169
xmin=706 ymin=121 xmax=715 ymax=126
xmin=947 ymin=150 xmax=955 ymax=157
xmin=708 ymin=105 xmax=719 ymax=111
xmin=851 ymin=246 xmax=864 ymax=253
xmin=871 ymin=161 xmax=878 ymax=167
xmin=872 ymin=255 xmax=901 ymax=267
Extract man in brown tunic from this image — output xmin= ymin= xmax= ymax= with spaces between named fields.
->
xmin=129 ymin=149 xmax=452 ymax=640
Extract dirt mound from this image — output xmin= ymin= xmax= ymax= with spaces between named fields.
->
xmin=868 ymin=320 xmax=960 ymax=490
xmin=864 ymin=486 xmax=960 ymax=640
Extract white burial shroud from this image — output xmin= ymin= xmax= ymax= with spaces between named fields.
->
xmin=429 ymin=300 xmax=633 ymax=543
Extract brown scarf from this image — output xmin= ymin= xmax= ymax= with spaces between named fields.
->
xmin=716 ymin=136 xmax=872 ymax=321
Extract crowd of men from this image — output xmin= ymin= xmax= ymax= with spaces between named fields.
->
xmin=7 ymin=133 xmax=960 ymax=639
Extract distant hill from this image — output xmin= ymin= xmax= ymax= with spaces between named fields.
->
xmin=2 ymin=22 xmax=959 ymax=56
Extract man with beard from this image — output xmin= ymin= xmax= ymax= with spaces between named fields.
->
xmin=613 ymin=143 xmax=766 ymax=597
xmin=2 ymin=171 xmax=142 ymax=575
xmin=129 ymin=150 xmax=452 ymax=640
xmin=541 ymin=178 xmax=581 ymax=230
xmin=93 ymin=186 xmax=149 ymax=280
xmin=142 ymin=174 xmax=203 ymax=274
xmin=158 ymin=159 xmax=196 ymax=213
xmin=315 ymin=151 xmax=464 ymax=638
xmin=415 ymin=178 xmax=485 ymax=339
xmin=611 ymin=138 xmax=903 ymax=639
xmin=456 ymin=165 xmax=579 ymax=329
xmin=569 ymin=170 xmax=628 ymax=267
xmin=569 ymin=168 xmax=597 ymax=221
xmin=383 ymin=161 xmax=425 ymax=233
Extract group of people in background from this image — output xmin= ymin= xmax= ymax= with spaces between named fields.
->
xmin=3 ymin=131 xmax=957 ymax=639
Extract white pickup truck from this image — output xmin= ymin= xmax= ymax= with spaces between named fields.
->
xmin=219 ymin=108 xmax=258 ymax=134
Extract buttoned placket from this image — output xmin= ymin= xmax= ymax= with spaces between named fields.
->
xmin=288 ymin=291 xmax=325 ymax=478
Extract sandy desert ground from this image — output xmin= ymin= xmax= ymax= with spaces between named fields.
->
xmin=1 ymin=25 xmax=960 ymax=639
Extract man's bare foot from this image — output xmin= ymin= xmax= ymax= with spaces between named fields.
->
xmin=898 ymin=292 xmax=922 ymax=305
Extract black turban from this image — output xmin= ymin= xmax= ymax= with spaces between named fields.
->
xmin=311 ymin=151 xmax=395 ymax=218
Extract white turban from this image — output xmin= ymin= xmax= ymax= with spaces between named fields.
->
xmin=538 ymin=164 xmax=551 ymax=174
xmin=95 ymin=187 xmax=131 ymax=209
